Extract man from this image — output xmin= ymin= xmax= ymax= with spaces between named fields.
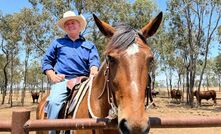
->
xmin=42 ymin=11 xmax=100 ymax=134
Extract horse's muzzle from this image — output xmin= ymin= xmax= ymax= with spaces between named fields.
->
xmin=119 ymin=118 xmax=150 ymax=134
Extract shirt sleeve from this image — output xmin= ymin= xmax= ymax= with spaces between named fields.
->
xmin=89 ymin=42 xmax=101 ymax=69
xmin=41 ymin=40 xmax=57 ymax=74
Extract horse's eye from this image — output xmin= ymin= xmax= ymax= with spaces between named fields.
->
xmin=107 ymin=55 xmax=115 ymax=63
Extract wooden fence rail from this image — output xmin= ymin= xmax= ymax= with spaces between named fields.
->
xmin=1 ymin=109 xmax=221 ymax=134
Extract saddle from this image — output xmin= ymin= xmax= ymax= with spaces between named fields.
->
xmin=58 ymin=76 xmax=90 ymax=119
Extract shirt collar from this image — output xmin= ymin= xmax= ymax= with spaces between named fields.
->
xmin=65 ymin=35 xmax=86 ymax=41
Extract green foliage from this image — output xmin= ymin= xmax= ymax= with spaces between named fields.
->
xmin=215 ymin=53 xmax=221 ymax=75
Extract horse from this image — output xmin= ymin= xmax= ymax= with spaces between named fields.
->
xmin=194 ymin=90 xmax=217 ymax=106
xmin=31 ymin=91 xmax=40 ymax=103
xmin=36 ymin=12 xmax=163 ymax=134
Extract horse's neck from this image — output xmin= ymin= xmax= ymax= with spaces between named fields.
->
xmin=92 ymin=62 xmax=107 ymax=97
xmin=89 ymin=62 xmax=110 ymax=117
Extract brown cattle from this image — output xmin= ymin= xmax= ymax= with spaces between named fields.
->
xmin=194 ymin=90 xmax=217 ymax=106
xmin=170 ymin=89 xmax=182 ymax=102
xmin=31 ymin=91 xmax=39 ymax=103
xmin=151 ymin=90 xmax=159 ymax=98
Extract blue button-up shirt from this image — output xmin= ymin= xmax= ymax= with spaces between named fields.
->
xmin=42 ymin=35 xmax=100 ymax=79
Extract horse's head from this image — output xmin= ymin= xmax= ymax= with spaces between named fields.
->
xmin=93 ymin=12 xmax=162 ymax=134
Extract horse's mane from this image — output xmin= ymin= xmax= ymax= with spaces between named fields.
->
xmin=104 ymin=23 xmax=137 ymax=54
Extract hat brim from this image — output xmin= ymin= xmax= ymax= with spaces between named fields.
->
xmin=57 ymin=15 xmax=87 ymax=32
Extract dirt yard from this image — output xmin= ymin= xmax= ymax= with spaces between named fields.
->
xmin=1 ymin=87 xmax=221 ymax=134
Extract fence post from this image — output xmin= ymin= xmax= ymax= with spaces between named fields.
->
xmin=11 ymin=109 xmax=30 ymax=134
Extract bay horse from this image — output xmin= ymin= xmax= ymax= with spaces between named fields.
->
xmin=36 ymin=12 xmax=163 ymax=134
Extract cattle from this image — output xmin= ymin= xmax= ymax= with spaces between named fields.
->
xmin=194 ymin=90 xmax=217 ymax=106
xmin=151 ymin=90 xmax=159 ymax=97
xmin=31 ymin=91 xmax=40 ymax=103
xmin=170 ymin=89 xmax=183 ymax=102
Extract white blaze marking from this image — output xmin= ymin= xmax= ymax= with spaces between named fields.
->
xmin=126 ymin=43 xmax=139 ymax=55
xmin=131 ymin=81 xmax=138 ymax=93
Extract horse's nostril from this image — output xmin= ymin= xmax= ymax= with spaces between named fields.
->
xmin=119 ymin=119 xmax=130 ymax=134
xmin=143 ymin=120 xmax=150 ymax=134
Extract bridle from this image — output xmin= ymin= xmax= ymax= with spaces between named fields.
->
xmin=88 ymin=57 xmax=118 ymax=120
xmin=87 ymin=31 xmax=149 ymax=120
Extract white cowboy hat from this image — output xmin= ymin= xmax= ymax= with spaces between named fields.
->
xmin=57 ymin=11 xmax=87 ymax=32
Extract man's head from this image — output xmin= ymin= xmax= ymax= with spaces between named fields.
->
xmin=57 ymin=11 xmax=87 ymax=33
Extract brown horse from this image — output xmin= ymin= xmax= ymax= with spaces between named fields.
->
xmin=36 ymin=12 xmax=163 ymax=134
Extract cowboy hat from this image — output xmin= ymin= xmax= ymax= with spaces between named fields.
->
xmin=57 ymin=11 xmax=87 ymax=32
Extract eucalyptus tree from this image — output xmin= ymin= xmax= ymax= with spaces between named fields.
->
xmin=26 ymin=61 xmax=43 ymax=92
xmin=218 ymin=25 xmax=221 ymax=44
xmin=27 ymin=0 xmax=160 ymax=87
xmin=215 ymin=53 xmax=221 ymax=91
xmin=0 ymin=54 xmax=5 ymax=94
xmin=166 ymin=0 xmax=221 ymax=106
xmin=15 ymin=8 xmax=54 ymax=106
xmin=28 ymin=0 xmax=158 ymax=54
xmin=7 ymin=57 xmax=21 ymax=107
xmin=0 ymin=13 xmax=21 ymax=105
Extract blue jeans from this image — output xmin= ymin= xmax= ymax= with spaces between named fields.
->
xmin=45 ymin=79 xmax=69 ymax=134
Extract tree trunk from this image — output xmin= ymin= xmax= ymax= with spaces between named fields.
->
xmin=186 ymin=68 xmax=190 ymax=105
xmin=21 ymin=53 xmax=29 ymax=106
xmin=9 ymin=51 xmax=14 ymax=107
xmin=2 ymin=61 xmax=9 ymax=104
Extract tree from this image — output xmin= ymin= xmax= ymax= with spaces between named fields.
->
xmin=215 ymin=53 xmax=221 ymax=91
xmin=166 ymin=0 xmax=221 ymax=107
xmin=0 ymin=14 xmax=21 ymax=105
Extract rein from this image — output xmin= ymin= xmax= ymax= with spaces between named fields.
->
xmin=87 ymin=31 xmax=148 ymax=120
xmin=88 ymin=58 xmax=118 ymax=120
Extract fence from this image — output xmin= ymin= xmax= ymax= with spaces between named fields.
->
xmin=1 ymin=109 xmax=221 ymax=134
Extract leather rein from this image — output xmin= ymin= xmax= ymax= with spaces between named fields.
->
xmin=87 ymin=58 xmax=118 ymax=120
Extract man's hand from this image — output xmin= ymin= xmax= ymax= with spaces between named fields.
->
xmin=46 ymin=70 xmax=65 ymax=84
xmin=90 ymin=66 xmax=98 ymax=77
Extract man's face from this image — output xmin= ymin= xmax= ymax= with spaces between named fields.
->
xmin=64 ymin=19 xmax=81 ymax=35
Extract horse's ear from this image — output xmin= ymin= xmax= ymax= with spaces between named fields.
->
xmin=140 ymin=12 xmax=163 ymax=38
xmin=93 ymin=14 xmax=116 ymax=37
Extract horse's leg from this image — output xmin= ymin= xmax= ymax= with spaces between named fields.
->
xmin=199 ymin=99 xmax=202 ymax=106
xmin=213 ymin=98 xmax=217 ymax=106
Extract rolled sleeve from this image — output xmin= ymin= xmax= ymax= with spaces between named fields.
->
xmin=89 ymin=44 xmax=100 ymax=68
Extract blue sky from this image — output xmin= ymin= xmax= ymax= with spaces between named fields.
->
xmin=0 ymin=0 xmax=32 ymax=15
xmin=0 ymin=0 xmax=167 ymax=15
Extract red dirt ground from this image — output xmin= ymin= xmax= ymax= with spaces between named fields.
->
xmin=1 ymin=87 xmax=221 ymax=134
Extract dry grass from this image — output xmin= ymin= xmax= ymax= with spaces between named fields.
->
xmin=1 ymin=88 xmax=221 ymax=134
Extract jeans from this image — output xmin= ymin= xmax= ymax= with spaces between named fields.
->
xmin=45 ymin=79 xmax=69 ymax=134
